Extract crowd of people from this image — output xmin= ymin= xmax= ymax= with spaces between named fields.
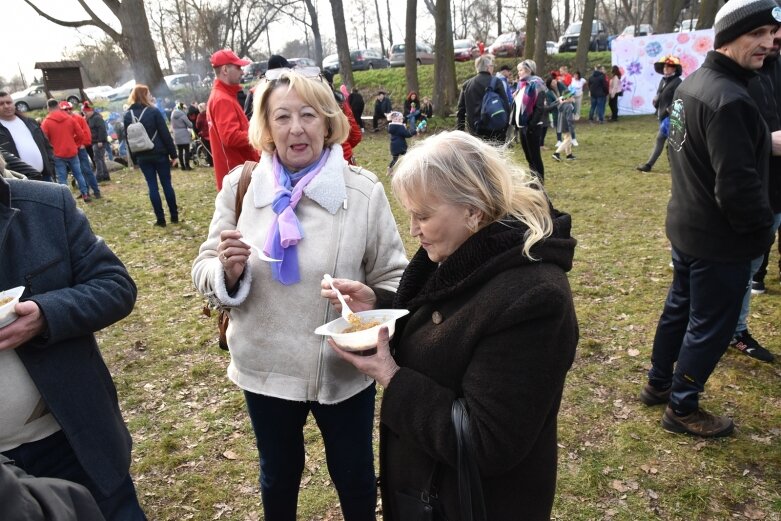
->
xmin=2 ymin=0 xmax=781 ymax=518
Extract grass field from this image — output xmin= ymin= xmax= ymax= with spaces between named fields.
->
xmin=72 ymin=97 xmax=781 ymax=520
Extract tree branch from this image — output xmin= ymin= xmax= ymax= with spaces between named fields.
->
xmin=22 ymin=0 xmax=120 ymax=41
xmin=76 ymin=0 xmax=121 ymax=39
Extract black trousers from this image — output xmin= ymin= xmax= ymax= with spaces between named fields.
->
xmin=520 ymin=125 xmax=545 ymax=182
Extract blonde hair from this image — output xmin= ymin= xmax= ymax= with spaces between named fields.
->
xmin=248 ymin=70 xmax=349 ymax=154
xmin=391 ymin=130 xmax=553 ymax=259
xmin=127 ymin=84 xmax=153 ymax=107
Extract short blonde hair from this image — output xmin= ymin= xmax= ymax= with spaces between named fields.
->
xmin=391 ymin=130 xmax=553 ymax=259
xmin=248 ymin=70 xmax=349 ymax=154
xmin=127 ymin=84 xmax=153 ymax=107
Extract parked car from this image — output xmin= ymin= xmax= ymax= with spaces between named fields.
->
xmin=558 ymin=19 xmax=609 ymax=52
xmin=83 ymin=85 xmax=114 ymax=101
xmin=546 ymin=41 xmax=559 ymax=55
xmin=676 ymin=18 xmax=699 ymax=31
xmin=350 ymin=49 xmax=390 ymax=70
xmin=322 ymin=54 xmax=340 ymax=74
xmin=454 ymin=39 xmax=479 ymax=61
xmin=388 ymin=42 xmax=435 ymax=66
xmin=241 ymin=61 xmax=268 ymax=83
xmin=165 ymin=73 xmax=201 ymax=91
xmin=10 ymin=84 xmax=82 ymax=112
xmin=617 ymin=24 xmax=654 ymax=39
xmin=487 ymin=31 xmax=525 ymax=57
xmin=105 ymin=79 xmax=136 ymax=102
xmin=288 ymin=57 xmax=318 ymax=68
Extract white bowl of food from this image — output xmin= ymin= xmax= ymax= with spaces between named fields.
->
xmin=0 ymin=286 xmax=25 ymax=328
xmin=314 ymin=309 xmax=409 ymax=355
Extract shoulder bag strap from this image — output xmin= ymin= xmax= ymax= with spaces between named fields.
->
xmin=452 ymin=397 xmax=487 ymax=521
xmin=235 ymin=160 xmax=257 ymax=219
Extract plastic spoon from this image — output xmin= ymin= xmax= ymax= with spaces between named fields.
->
xmin=238 ymin=238 xmax=281 ymax=262
xmin=323 ymin=274 xmax=355 ymax=321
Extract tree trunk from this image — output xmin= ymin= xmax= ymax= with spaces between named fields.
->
xmin=656 ymin=0 xmax=686 ymax=33
xmin=525 ymin=0 xmax=538 ymax=59
xmin=534 ymin=0 xmax=553 ymax=73
xmin=330 ymin=0 xmax=354 ymax=90
xmin=23 ymin=0 xmax=171 ymax=97
xmin=386 ymin=0 xmax=394 ymax=50
xmin=304 ymin=0 xmax=324 ymax=66
xmin=405 ymin=0 xmax=419 ymax=95
xmin=373 ymin=0 xmax=386 ymax=56
xmin=575 ymin=0 xmax=596 ymax=75
xmin=433 ymin=0 xmax=457 ymax=117
xmin=697 ymin=0 xmax=721 ymax=29
xmin=564 ymin=0 xmax=570 ymax=29
xmin=497 ymin=0 xmax=502 ymax=35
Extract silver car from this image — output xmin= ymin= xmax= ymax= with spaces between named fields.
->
xmin=11 ymin=84 xmax=82 ymax=113
xmin=388 ymin=43 xmax=434 ymax=67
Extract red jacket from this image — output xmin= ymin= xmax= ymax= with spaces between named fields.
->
xmin=207 ymin=79 xmax=259 ymax=190
xmin=73 ymin=114 xmax=91 ymax=147
xmin=341 ymin=100 xmax=362 ymax=164
xmin=41 ymin=110 xmax=85 ymax=158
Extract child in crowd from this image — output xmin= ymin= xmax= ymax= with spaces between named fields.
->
xmin=387 ymin=111 xmax=416 ymax=175
xmin=552 ymin=88 xmax=577 ymax=161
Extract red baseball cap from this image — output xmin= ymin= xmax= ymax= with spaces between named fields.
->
xmin=58 ymin=101 xmax=72 ymax=110
xmin=210 ymin=49 xmax=250 ymax=68
xmin=82 ymin=101 xmax=93 ymax=110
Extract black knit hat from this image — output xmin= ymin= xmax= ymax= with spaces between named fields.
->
xmin=713 ymin=0 xmax=781 ymax=49
xmin=268 ymin=54 xmax=291 ymax=70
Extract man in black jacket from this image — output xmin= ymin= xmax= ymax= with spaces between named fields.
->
xmin=0 ymin=90 xmax=55 ymax=181
xmin=83 ymin=102 xmax=110 ymax=181
xmin=641 ymin=0 xmax=781 ymax=438
xmin=456 ymin=53 xmax=510 ymax=143
xmin=587 ymin=65 xmax=608 ymax=123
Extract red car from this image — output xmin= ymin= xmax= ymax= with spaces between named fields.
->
xmin=453 ymin=39 xmax=479 ymax=61
xmin=487 ymin=31 xmax=525 ymax=57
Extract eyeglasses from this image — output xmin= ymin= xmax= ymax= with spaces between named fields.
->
xmin=262 ymin=67 xmax=323 ymax=82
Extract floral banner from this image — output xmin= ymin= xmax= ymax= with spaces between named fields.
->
xmin=611 ymin=29 xmax=715 ymax=116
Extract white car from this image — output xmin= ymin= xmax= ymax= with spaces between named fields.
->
xmin=84 ymin=85 xmax=114 ymax=101
xmin=106 ymin=79 xmax=136 ymax=102
xmin=165 ymin=73 xmax=201 ymax=91
xmin=546 ymin=41 xmax=559 ymax=55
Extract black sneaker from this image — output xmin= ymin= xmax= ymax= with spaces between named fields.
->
xmin=154 ymin=220 xmax=167 ymax=227
xmin=751 ymin=280 xmax=766 ymax=295
xmin=640 ymin=383 xmax=671 ymax=406
xmin=661 ymin=406 xmax=734 ymax=438
xmin=730 ymin=331 xmax=774 ymax=362
xmin=566 ymin=154 xmax=576 ymax=160
xmin=552 ymin=153 xmax=561 ymax=162
xmin=636 ymin=163 xmax=652 ymax=172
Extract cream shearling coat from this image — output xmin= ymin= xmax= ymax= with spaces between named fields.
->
xmin=192 ymin=145 xmax=408 ymax=403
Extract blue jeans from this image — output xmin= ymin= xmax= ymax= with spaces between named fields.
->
xmin=589 ymin=96 xmax=606 ymax=122
xmin=77 ymin=148 xmax=101 ymax=195
xmin=2 ymin=430 xmax=146 ymax=521
xmin=137 ymin=155 xmax=178 ymax=223
xmin=649 ymin=248 xmax=750 ymax=414
xmin=735 ymin=213 xmax=781 ymax=333
xmin=244 ymin=385 xmax=377 ymax=521
xmin=54 ymin=155 xmax=88 ymax=195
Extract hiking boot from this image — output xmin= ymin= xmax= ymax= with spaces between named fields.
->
xmin=154 ymin=219 xmax=166 ymax=227
xmin=636 ymin=163 xmax=652 ymax=172
xmin=552 ymin=153 xmax=561 ymax=162
xmin=640 ymin=383 xmax=671 ymax=406
xmin=730 ymin=331 xmax=774 ymax=362
xmin=661 ymin=406 xmax=734 ymax=438
xmin=750 ymin=280 xmax=766 ymax=295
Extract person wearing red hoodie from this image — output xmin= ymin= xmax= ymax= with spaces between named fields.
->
xmin=206 ymin=49 xmax=259 ymax=190
xmin=41 ymin=100 xmax=92 ymax=202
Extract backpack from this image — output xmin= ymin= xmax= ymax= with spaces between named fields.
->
xmin=126 ymin=107 xmax=158 ymax=153
xmin=477 ymin=77 xmax=509 ymax=131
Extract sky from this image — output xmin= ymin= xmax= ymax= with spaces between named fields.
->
xmin=1 ymin=0 xmax=437 ymax=90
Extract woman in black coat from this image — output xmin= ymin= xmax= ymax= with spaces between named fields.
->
xmin=636 ymin=56 xmax=682 ymax=172
xmin=325 ymin=130 xmax=578 ymax=520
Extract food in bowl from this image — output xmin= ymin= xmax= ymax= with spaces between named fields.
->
xmin=0 ymin=286 xmax=25 ymax=328
xmin=314 ymin=309 xmax=410 ymax=353
xmin=343 ymin=314 xmax=382 ymax=333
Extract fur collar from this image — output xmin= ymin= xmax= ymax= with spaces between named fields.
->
xmin=251 ymin=144 xmax=347 ymax=215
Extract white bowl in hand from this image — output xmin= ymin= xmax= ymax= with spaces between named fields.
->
xmin=0 ymin=286 xmax=26 ymax=328
xmin=314 ymin=309 xmax=409 ymax=354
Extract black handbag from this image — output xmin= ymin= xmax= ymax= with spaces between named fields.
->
xmin=391 ymin=398 xmax=487 ymax=521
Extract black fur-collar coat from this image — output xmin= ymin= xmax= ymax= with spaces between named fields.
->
xmin=380 ymin=211 xmax=578 ymax=521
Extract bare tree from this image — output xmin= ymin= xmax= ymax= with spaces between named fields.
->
xmin=405 ymin=0 xmax=419 ymax=95
xmin=65 ymin=36 xmax=130 ymax=86
xmin=656 ymin=0 xmax=686 ymax=33
xmin=280 ymin=1 xmax=325 ymax=65
xmin=497 ymin=0 xmax=502 ymax=35
xmin=575 ymin=0 xmax=596 ymax=74
xmin=534 ymin=0 xmax=553 ymax=71
xmin=330 ymin=0 xmax=354 ymax=90
xmin=433 ymin=0 xmax=458 ymax=117
xmin=221 ymin=0 xmax=291 ymax=59
xmin=22 ymin=0 xmax=171 ymax=96
xmin=386 ymin=0 xmax=395 ymax=48
xmin=373 ymin=0 xmax=386 ymax=56
xmin=525 ymin=0 xmax=538 ymax=59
